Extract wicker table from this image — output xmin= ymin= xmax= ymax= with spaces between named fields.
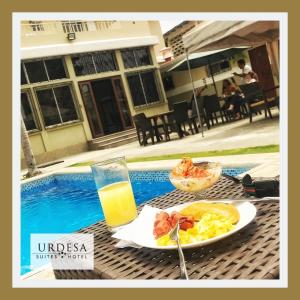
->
xmin=54 ymin=177 xmax=279 ymax=280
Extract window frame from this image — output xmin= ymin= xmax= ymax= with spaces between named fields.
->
xmin=21 ymin=89 xmax=40 ymax=133
xmin=126 ymin=68 xmax=163 ymax=108
xmin=71 ymin=51 xmax=119 ymax=77
xmin=121 ymin=47 xmax=153 ymax=69
xmin=21 ymin=63 xmax=29 ymax=85
xmin=34 ymin=83 xmax=82 ymax=129
xmin=21 ymin=56 xmax=69 ymax=85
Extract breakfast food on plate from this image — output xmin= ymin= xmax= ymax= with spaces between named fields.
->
xmin=180 ymin=202 xmax=240 ymax=224
xmin=153 ymin=202 xmax=240 ymax=246
xmin=153 ymin=211 xmax=195 ymax=239
xmin=169 ymin=158 xmax=222 ymax=192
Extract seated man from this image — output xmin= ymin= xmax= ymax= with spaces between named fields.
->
xmin=233 ymin=59 xmax=259 ymax=84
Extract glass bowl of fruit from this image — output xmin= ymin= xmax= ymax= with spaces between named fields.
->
xmin=169 ymin=158 xmax=222 ymax=193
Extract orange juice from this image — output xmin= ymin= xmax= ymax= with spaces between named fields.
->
xmin=98 ymin=181 xmax=137 ymax=228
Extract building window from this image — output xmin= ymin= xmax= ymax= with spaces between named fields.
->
xmin=61 ymin=21 xmax=88 ymax=33
xmin=29 ymin=21 xmax=44 ymax=32
xmin=71 ymin=55 xmax=94 ymax=76
xmin=35 ymin=85 xmax=79 ymax=127
xmin=24 ymin=60 xmax=48 ymax=83
xmin=71 ymin=51 xmax=118 ymax=76
xmin=207 ymin=60 xmax=231 ymax=76
xmin=44 ymin=58 xmax=68 ymax=80
xmin=121 ymin=47 xmax=152 ymax=69
xmin=21 ymin=91 xmax=38 ymax=131
xmin=127 ymin=70 xmax=160 ymax=107
xmin=93 ymin=52 xmax=118 ymax=73
xmin=22 ymin=58 xmax=68 ymax=84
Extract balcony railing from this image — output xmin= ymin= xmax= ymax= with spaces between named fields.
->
xmin=21 ymin=21 xmax=118 ymax=36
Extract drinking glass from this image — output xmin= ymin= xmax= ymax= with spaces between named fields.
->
xmin=91 ymin=157 xmax=137 ymax=232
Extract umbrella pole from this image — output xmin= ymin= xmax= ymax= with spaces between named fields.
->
xmin=185 ymin=50 xmax=204 ymax=138
xmin=207 ymin=59 xmax=218 ymax=96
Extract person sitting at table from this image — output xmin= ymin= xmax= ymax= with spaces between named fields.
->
xmin=233 ymin=59 xmax=259 ymax=84
xmin=222 ymin=78 xmax=244 ymax=120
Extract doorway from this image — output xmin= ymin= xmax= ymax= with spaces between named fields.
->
xmin=248 ymin=44 xmax=276 ymax=98
xmin=79 ymin=77 xmax=133 ymax=138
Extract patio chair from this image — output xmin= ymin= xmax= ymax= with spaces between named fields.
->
xmin=264 ymin=86 xmax=280 ymax=109
xmin=132 ymin=113 xmax=155 ymax=146
xmin=172 ymin=101 xmax=195 ymax=138
xmin=189 ymin=96 xmax=210 ymax=130
xmin=203 ymin=95 xmax=227 ymax=126
xmin=239 ymin=83 xmax=279 ymax=123
xmin=221 ymin=92 xmax=249 ymax=121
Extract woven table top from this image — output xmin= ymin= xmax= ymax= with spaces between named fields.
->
xmin=54 ymin=177 xmax=280 ymax=280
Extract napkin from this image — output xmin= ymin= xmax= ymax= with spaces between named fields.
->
xmin=112 ymin=205 xmax=162 ymax=249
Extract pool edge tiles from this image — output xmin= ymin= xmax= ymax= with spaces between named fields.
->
xmin=47 ymin=170 xmax=172 ymax=184
xmin=21 ymin=175 xmax=56 ymax=193
xmin=21 ymin=167 xmax=254 ymax=191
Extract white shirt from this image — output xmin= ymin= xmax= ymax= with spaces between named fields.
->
xmin=242 ymin=64 xmax=256 ymax=84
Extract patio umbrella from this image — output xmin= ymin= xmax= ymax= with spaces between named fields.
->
xmin=182 ymin=20 xmax=279 ymax=80
xmin=182 ymin=21 xmax=279 ymax=52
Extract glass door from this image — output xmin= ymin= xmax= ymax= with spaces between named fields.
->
xmin=111 ymin=77 xmax=133 ymax=129
xmin=79 ymin=77 xmax=133 ymax=138
xmin=78 ymin=82 xmax=104 ymax=138
xmin=90 ymin=79 xmax=123 ymax=135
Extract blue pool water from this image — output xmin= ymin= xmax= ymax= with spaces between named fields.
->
xmin=21 ymin=167 xmax=250 ymax=275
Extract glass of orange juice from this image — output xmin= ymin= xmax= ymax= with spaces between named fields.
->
xmin=91 ymin=157 xmax=137 ymax=232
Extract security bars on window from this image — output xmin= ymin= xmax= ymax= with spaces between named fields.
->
xmin=21 ymin=58 xmax=68 ymax=84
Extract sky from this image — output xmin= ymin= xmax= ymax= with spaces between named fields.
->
xmin=159 ymin=20 xmax=184 ymax=34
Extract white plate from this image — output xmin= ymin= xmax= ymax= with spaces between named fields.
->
xmin=115 ymin=201 xmax=257 ymax=250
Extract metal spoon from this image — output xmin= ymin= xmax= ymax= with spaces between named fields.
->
xmin=169 ymin=221 xmax=189 ymax=280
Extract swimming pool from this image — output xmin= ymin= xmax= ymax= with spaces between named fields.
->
xmin=21 ymin=167 xmax=250 ymax=275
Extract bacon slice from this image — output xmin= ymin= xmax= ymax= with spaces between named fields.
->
xmin=153 ymin=211 xmax=195 ymax=239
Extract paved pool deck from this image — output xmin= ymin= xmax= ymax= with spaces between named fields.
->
xmin=21 ymin=111 xmax=279 ymax=178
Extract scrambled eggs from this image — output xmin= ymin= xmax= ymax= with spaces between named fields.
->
xmin=156 ymin=212 xmax=235 ymax=246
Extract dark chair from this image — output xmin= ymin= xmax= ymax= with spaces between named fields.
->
xmin=132 ymin=113 xmax=155 ymax=146
xmin=189 ymin=96 xmax=210 ymax=130
xmin=221 ymin=93 xmax=249 ymax=121
xmin=149 ymin=114 xmax=173 ymax=142
xmin=203 ymin=95 xmax=227 ymax=126
xmin=172 ymin=101 xmax=195 ymax=138
xmin=157 ymin=114 xmax=181 ymax=140
xmin=239 ymin=83 xmax=279 ymax=123
xmin=263 ymin=86 xmax=280 ymax=109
